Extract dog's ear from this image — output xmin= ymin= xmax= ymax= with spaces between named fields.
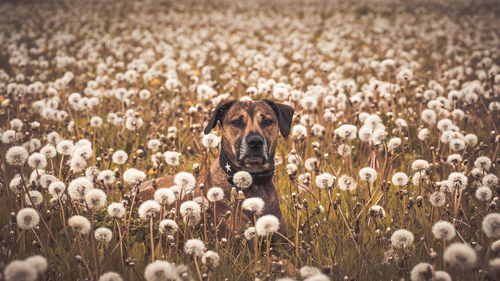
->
xmin=204 ymin=100 xmax=236 ymax=134
xmin=263 ymin=99 xmax=294 ymax=137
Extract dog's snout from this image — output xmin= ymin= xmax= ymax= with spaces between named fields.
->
xmin=247 ymin=134 xmax=264 ymax=150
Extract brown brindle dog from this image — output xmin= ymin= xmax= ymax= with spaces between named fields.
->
xmin=136 ymin=99 xmax=294 ymax=234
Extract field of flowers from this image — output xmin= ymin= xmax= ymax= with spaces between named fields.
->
xmin=1 ymin=0 xmax=500 ymax=280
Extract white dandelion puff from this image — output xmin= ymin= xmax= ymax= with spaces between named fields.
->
xmin=232 ymin=171 xmax=253 ymax=189
xmin=123 ymin=168 xmax=146 ymax=185
xmin=391 ymin=229 xmax=414 ymax=248
xmin=242 ymin=197 xmax=265 ymax=215
xmin=3 ymin=260 xmax=37 ymax=281
xmin=256 ymin=215 xmax=280 ymax=236
xmin=174 ymin=172 xmax=196 ymax=191
xmin=16 ymin=208 xmax=40 ymax=230
xmin=107 ymin=203 xmax=125 ymax=219
xmin=154 ymin=188 xmax=176 ymax=205
xmin=359 ymin=167 xmax=377 ymax=183
xmin=443 ymin=243 xmax=477 ymax=271
xmin=159 ymin=219 xmax=178 ymax=235
xmin=112 ymin=150 xmax=128 ymax=165
xmin=315 ymin=173 xmax=335 ymax=189
xmin=432 ymin=221 xmax=456 ymax=241
xmin=95 ymin=227 xmax=113 ymax=243
xmin=410 ymin=262 xmax=433 ymax=281
xmin=184 ymin=239 xmax=206 ymax=256
xmin=207 ymin=187 xmax=224 ymax=202
xmin=138 ymin=200 xmax=161 ymax=219
xmin=68 ymin=177 xmax=93 ymax=200
xmin=68 ymin=215 xmax=91 ymax=235
xmin=98 ymin=272 xmax=123 ymax=281
xmin=482 ymin=213 xmax=500 ymax=238
xmin=85 ymin=189 xmax=107 ymax=209
xmin=6 ymin=146 xmax=29 ymax=166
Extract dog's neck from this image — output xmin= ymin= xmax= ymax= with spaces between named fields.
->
xmin=218 ymin=148 xmax=275 ymax=187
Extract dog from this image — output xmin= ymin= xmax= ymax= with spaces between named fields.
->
xmin=136 ymin=99 xmax=294 ymax=235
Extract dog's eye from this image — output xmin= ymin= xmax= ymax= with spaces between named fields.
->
xmin=261 ymin=118 xmax=275 ymax=127
xmin=231 ymin=118 xmax=245 ymax=128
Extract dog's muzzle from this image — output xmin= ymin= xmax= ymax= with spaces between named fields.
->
xmin=239 ymin=133 xmax=268 ymax=165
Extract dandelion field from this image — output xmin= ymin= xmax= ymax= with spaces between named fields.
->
xmin=1 ymin=0 xmax=500 ymax=280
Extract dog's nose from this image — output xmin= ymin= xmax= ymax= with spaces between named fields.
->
xmin=247 ymin=134 xmax=264 ymax=150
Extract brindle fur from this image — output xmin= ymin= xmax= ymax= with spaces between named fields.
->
xmin=137 ymin=99 xmax=294 ymax=235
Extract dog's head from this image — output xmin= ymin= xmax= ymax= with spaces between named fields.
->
xmin=204 ymin=99 xmax=294 ymax=173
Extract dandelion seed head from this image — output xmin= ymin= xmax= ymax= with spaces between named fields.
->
xmin=164 ymin=151 xmax=181 ymax=166
xmin=98 ymin=272 xmax=123 ymax=281
xmin=107 ymin=202 xmax=125 ymax=218
xmin=154 ymin=188 xmax=176 ymax=205
xmin=359 ymin=167 xmax=377 ymax=183
xmin=112 ymin=150 xmax=128 ymax=165
xmin=337 ymin=144 xmax=352 ymax=156
xmin=429 ymin=191 xmax=446 ymax=207
xmin=369 ymin=205 xmax=386 ymax=219
xmin=68 ymin=177 xmax=93 ymax=200
xmin=444 ymin=243 xmax=477 ymax=271
xmin=232 ymin=171 xmax=253 ymax=189
xmin=410 ymin=262 xmax=433 ymax=281
xmin=27 ymin=152 xmax=47 ymax=169
xmin=3 ymin=260 xmax=37 ymax=281
xmin=184 ymin=239 xmax=205 ymax=256
xmin=244 ymin=226 xmax=256 ymax=240
xmin=392 ymin=172 xmax=408 ymax=186
xmin=475 ymin=186 xmax=492 ymax=202
xmin=25 ymin=190 xmax=43 ymax=206
xmin=138 ymin=200 xmax=161 ymax=219
xmin=56 ymin=140 xmax=74 ymax=155
xmin=432 ymin=221 xmax=456 ymax=241
xmin=304 ymin=158 xmax=318 ymax=171
xmin=180 ymin=200 xmax=201 ymax=218
xmin=338 ymin=175 xmax=357 ymax=191
xmin=144 ymin=260 xmax=180 ymax=281
xmin=159 ymin=219 xmax=178 ymax=235
xmin=48 ymin=181 xmax=66 ymax=198
xmin=69 ymin=155 xmax=87 ymax=173
xmin=315 ymin=173 xmax=335 ymax=188
xmin=95 ymin=227 xmax=113 ymax=243
xmin=68 ymin=215 xmax=91 ymax=235
xmin=147 ymin=139 xmax=161 ymax=152
xmin=304 ymin=273 xmax=329 ymax=281
xmin=434 ymin=271 xmax=451 ymax=281
xmin=207 ymin=187 xmax=224 ymax=202
xmin=482 ymin=213 xmax=500 ymax=238
xmin=123 ymin=168 xmax=146 ymax=185
xmin=40 ymin=144 xmax=57 ymax=158
xmin=174 ymin=172 xmax=196 ymax=191
xmin=85 ymin=189 xmax=107 ymax=209
xmin=25 ymin=255 xmax=48 ymax=275
xmin=483 ymin=174 xmax=498 ymax=187
xmin=6 ymin=146 xmax=29 ymax=166
xmin=391 ymin=229 xmax=414 ymax=248
xmin=98 ymin=170 xmax=115 ymax=185
xmin=256 ymin=214 xmax=280 ymax=236
xmin=300 ymin=266 xmax=322 ymax=278
xmin=474 ymin=156 xmax=492 ymax=171
xmin=242 ymin=197 xmax=265 ymax=215
xmin=16 ymin=208 xmax=40 ymax=230
xmin=201 ymin=133 xmax=220 ymax=148
xmin=448 ymin=172 xmax=468 ymax=191
xmin=40 ymin=174 xmax=57 ymax=189
xmin=411 ymin=160 xmax=430 ymax=171
xmin=202 ymin=250 xmax=220 ymax=268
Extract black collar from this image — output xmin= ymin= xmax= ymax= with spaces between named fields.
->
xmin=218 ymin=146 xmax=275 ymax=187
